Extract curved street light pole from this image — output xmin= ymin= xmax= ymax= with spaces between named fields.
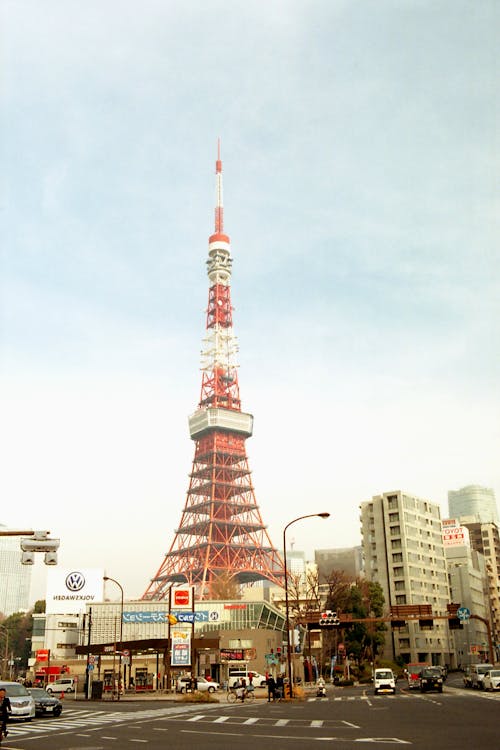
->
xmin=283 ymin=512 xmax=330 ymax=698
xmin=103 ymin=576 xmax=124 ymax=700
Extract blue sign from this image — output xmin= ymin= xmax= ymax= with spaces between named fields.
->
xmin=122 ymin=610 xmax=215 ymax=624
xmin=457 ymin=607 xmax=471 ymax=621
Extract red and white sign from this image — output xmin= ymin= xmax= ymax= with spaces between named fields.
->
xmin=442 ymin=519 xmax=468 ymax=548
xmin=172 ymin=586 xmax=192 ymax=609
xmin=36 ymin=649 xmax=50 ymax=661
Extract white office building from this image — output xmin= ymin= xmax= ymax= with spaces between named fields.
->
xmin=0 ymin=525 xmax=31 ymax=616
xmin=448 ymin=485 xmax=498 ymax=525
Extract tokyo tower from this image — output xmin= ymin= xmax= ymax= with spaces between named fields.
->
xmin=143 ymin=144 xmax=284 ymax=601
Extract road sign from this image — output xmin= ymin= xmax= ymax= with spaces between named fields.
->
xmin=88 ymin=655 xmax=95 ymax=664
xmin=457 ymin=607 xmax=471 ymax=621
xmin=122 ymin=650 xmax=130 ymax=658
xmin=88 ymin=664 xmax=94 ymax=671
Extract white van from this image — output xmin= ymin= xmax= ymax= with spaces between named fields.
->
xmin=373 ymin=668 xmax=396 ymax=695
xmin=46 ymin=677 xmax=76 ymax=695
xmin=228 ymin=670 xmax=267 ymax=688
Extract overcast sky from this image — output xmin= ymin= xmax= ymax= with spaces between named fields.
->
xmin=1 ymin=1 xmax=498 ymax=604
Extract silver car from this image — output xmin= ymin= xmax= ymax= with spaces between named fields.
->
xmin=0 ymin=681 xmax=36 ymax=721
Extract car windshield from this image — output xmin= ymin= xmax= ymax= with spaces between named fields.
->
xmin=478 ymin=666 xmax=493 ymax=674
xmin=28 ymin=688 xmax=51 ymax=698
xmin=2 ymin=684 xmax=29 ymax=697
xmin=376 ymin=671 xmax=392 ymax=679
xmin=488 ymin=670 xmax=500 ymax=677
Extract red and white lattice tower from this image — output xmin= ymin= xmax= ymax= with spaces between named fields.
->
xmin=143 ymin=144 xmax=284 ymax=601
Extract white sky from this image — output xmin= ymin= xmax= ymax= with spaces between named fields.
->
xmin=1 ymin=1 xmax=498 ymax=604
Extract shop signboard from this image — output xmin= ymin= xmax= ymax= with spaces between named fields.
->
xmin=170 ymin=626 xmax=191 ymax=667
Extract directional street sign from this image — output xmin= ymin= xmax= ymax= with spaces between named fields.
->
xmin=457 ymin=606 xmax=471 ymax=621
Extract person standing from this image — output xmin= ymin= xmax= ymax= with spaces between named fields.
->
xmin=0 ymin=688 xmax=12 ymax=742
xmin=276 ymin=674 xmax=285 ymax=700
xmin=267 ymin=675 xmax=276 ymax=702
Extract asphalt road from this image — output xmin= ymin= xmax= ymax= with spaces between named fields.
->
xmin=2 ymin=677 xmax=498 ymax=749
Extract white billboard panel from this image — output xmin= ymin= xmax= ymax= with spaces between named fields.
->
xmin=442 ymin=520 xmax=468 ymax=548
xmin=46 ymin=568 xmax=104 ymax=613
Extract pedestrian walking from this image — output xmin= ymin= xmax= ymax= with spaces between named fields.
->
xmin=0 ymin=688 xmax=12 ymax=743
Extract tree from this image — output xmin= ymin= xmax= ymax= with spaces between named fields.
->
xmin=209 ymin=571 xmax=241 ymax=600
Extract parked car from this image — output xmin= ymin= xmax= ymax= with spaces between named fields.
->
xmin=482 ymin=669 xmax=500 ymax=691
xmin=27 ymin=688 xmax=62 ymax=717
xmin=228 ymin=671 xmax=267 ymax=688
xmin=419 ymin=667 xmax=443 ymax=693
xmin=46 ymin=677 xmax=76 ymax=695
xmin=0 ymin=681 xmax=35 ymax=721
xmin=470 ymin=664 xmax=495 ymax=690
xmin=373 ymin=668 xmax=396 ymax=695
xmin=176 ymin=676 xmax=220 ymax=693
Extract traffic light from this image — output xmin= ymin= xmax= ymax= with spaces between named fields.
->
xmin=319 ymin=610 xmax=340 ymax=627
xmin=20 ymin=532 xmax=60 ymax=565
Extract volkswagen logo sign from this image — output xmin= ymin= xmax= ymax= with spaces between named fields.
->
xmin=65 ymin=571 xmax=86 ymax=591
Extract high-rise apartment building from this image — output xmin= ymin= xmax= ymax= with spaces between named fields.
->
xmin=448 ymin=485 xmax=499 ymax=525
xmin=360 ymin=491 xmax=452 ymax=666
xmin=0 ymin=525 xmax=31 ymax=616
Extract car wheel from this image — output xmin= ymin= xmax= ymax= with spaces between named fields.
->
xmin=208 ymin=686 xmax=215 ymax=693
xmin=374 ymin=690 xmax=378 ymax=695
xmin=46 ymin=688 xmax=53 ymax=694
xmin=392 ymin=689 xmax=396 ymax=695
xmin=53 ymin=708 xmax=62 ymax=717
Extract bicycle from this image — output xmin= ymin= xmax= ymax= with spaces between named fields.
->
xmin=227 ymin=687 xmax=255 ymax=703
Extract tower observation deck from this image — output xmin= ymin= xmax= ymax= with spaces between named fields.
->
xmin=142 ymin=145 xmax=284 ymax=601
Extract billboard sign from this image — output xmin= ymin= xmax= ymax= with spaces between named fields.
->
xmin=442 ymin=519 xmax=468 ymax=548
xmin=170 ymin=626 xmax=191 ymax=667
xmin=46 ymin=568 xmax=104 ymax=614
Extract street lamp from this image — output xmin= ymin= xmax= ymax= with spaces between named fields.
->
xmin=283 ymin=513 xmax=330 ymax=698
xmin=103 ymin=576 xmax=124 ymax=700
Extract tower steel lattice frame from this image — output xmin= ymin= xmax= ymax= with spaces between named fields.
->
xmin=143 ymin=145 xmax=284 ymax=601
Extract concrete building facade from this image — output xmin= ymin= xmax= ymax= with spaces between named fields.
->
xmin=315 ymin=546 xmax=363 ymax=580
xmin=360 ymin=490 xmax=453 ymax=666
xmin=443 ymin=520 xmax=491 ymax=665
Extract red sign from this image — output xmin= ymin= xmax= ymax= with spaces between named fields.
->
xmin=173 ymin=588 xmax=190 ymax=607
xmin=36 ymin=649 xmax=50 ymax=661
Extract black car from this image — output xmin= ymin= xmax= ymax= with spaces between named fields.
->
xmin=419 ymin=667 xmax=443 ymax=693
xmin=27 ymin=688 xmax=63 ymax=717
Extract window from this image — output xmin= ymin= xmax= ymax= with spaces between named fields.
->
xmin=396 ymin=595 xmax=407 ymax=604
xmin=392 ymin=553 xmax=403 ymax=562
xmin=391 ymin=525 xmax=401 ymax=536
